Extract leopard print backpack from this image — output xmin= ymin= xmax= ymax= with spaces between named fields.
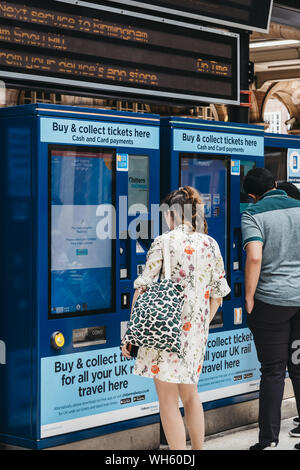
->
xmin=123 ymin=238 xmax=185 ymax=356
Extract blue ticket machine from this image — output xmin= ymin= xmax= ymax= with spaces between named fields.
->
xmin=0 ymin=104 xmax=160 ymax=449
xmin=160 ymin=117 xmax=265 ymax=409
xmin=264 ymin=133 xmax=300 ymax=190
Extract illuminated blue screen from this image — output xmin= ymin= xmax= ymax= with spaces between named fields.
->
xmin=181 ymin=156 xmax=227 ymax=266
xmin=50 ymin=148 xmax=114 ymax=316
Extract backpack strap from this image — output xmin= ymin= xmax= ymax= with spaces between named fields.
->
xmin=162 ymin=237 xmax=171 ymax=280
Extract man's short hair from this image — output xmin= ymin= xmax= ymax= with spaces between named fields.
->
xmin=243 ymin=168 xmax=276 ymax=197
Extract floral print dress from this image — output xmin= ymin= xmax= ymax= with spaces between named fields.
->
xmin=132 ymin=224 xmax=231 ymax=384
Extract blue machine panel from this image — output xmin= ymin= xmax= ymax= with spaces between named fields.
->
xmin=160 ymin=117 xmax=265 ymax=408
xmin=0 ymin=104 xmax=160 ymax=449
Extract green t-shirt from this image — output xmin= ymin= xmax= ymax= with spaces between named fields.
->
xmin=242 ymin=189 xmax=300 ymax=306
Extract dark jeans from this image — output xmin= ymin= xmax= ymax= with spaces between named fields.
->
xmin=247 ymin=299 xmax=300 ymax=445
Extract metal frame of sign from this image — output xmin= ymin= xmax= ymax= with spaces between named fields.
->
xmin=91 ymin=0 xmax=273 ymax=34
xmin=1 ymin=0 xmax=241 ymax=106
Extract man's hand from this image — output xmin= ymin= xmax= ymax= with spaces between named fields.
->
xmin=244 ymin=241 xmax=262 ymax=315
xmin=245 ymin=297 xmax=255 ymax=314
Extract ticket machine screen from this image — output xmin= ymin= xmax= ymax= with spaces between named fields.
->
xmin=180 ymin=155 xmax=228 ymax=266
xmin=49 ymin=146 xmax=115 ymax=317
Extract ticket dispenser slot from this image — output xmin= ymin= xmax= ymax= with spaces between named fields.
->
xmin=210 ymin=310 xmax=224 ymax=329
xmin=233 ymin=228 xmax=242 ymax=272
xmin=72 ymin=326 xmax=106 ymax=348
xmin=119 ymin=232 xmax=130 ymax=280
xmin=234 ymin=282 xmax=242 ymax=298
xmin=121 ymin=293 xmax=131 ymax=309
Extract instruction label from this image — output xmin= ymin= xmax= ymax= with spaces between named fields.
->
xmin=198 ymin=327 xmax=261 ymax=402
xmin=231 ymin=159 xmax=241 ymax=175
xmin=40 ymin=117 xmax=159 ymax=149
xmin=40 ymin=347 xmax=158 ymax=438
xmin=116 ymin=153 xmax=129 ymax=171
xmin=174 ymin=129 xmax=264 ymax=156
xmin=287 ymin=148 xmax=300 ymax=189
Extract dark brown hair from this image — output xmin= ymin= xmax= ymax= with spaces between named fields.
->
xmin=162 ymin=186 xmax=208 ymax=234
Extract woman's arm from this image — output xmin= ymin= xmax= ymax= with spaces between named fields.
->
xmin=131 ymin=288 xmax=144 ymax=314
xmin=209 ymin=240 xmax=231 ymax=321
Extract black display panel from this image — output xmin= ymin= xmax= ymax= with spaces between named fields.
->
xmin=0 ymin=0 xmax=239 ymax=105
xmin=264 ymin=147 xmax=287 ymax=181
xmin=100 ymin=0 xmax=273 ymax=33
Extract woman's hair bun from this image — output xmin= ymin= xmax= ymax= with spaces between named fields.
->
xmin=162 ymin=186 xmax=208 ymax=234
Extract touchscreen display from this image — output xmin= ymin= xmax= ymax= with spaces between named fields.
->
xmin=49 ymin=147 xmax=115 ymax=316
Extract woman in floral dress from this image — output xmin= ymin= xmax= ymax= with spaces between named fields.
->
xmin=122 ymin=186 xmax=230 ymax=450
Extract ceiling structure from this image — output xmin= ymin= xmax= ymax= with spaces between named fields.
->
xmin=250 ymin=2 xmax=300 ymax=87
xmin=249 ymin=2 xmax=300 ymax=130
xmin=250 ymin=23 xmax=300 ymax=89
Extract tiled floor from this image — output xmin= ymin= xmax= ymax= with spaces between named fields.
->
xmin=203 ymin=417 xmax=299 ymax=450
xmin=161 ymin=417 xmax=300 ymax=450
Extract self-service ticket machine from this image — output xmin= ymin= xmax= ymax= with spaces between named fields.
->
xmin=0 ymin=104 xmax=160 ymax=449
xmin=264 ymin=132 xmax=300 ymax=190
xmin=160 ymin=117 xmax=265 ymax=409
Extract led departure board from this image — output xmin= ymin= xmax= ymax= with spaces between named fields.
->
xmin=101 ymin=0 xmax=273 ymax=33
xmin=0 ymin=0 xmax=240 ymax=105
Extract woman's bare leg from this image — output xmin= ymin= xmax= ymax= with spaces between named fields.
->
xmin=179 ymin=384 xmax=204 ymax=450
xmin=154 ymin=378 xmax=186 ymax=450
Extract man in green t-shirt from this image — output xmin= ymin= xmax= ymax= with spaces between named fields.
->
xmin=242 ymin=168 xmax=300 ymax=451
